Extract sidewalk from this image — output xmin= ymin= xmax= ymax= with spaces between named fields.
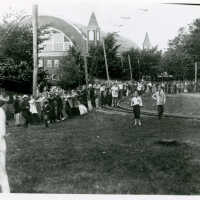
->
xmin=119 ymin=105 xmax=200 ymax=120
xmin=118 ymin=95 xmax=200 ymax=120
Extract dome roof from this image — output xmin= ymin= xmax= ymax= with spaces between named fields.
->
xmin=38 ymin=15 xmax=87 ymax=52
xmin=37 ymin=15 xmax=138 ymax=53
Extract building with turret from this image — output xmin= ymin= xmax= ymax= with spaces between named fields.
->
xmin=87 ymin=12 xmax=100 ymax=46
xmin=37 ymin=13 xmax=138 ymax=82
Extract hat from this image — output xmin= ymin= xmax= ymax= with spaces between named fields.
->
xmin=23 ymin=95 xmax=28 ymax=98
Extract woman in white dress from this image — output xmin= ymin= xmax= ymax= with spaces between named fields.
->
xmin=29 ymin=96 xmax=38 ymax=123
xmin=77 ymin=101 xmax=88 ymax=115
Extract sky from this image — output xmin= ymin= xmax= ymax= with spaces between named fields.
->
xmin=1 ymin=0 xmax=200 ymax=50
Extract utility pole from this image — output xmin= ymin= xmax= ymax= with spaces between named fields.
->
xmin=83 ymin=42 xmax=93 ymax=111
xmin=32 ymin=4 xmax=38 ymax=98
xmin=102 ymin=39 xmax=110 ymax=82
xmin=120 ymin=55 xmax=124 ymax=69
xmin=137 ymin=58 xmax=140 ymax=81
xmin=128 ymin=54 xmax=133 ymax=81
xmin=195 ymin=61 xmax=198 ymax=92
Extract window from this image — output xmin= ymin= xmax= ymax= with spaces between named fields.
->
xmin=47 ymin=60 xmax=52 ymax=68
xmin=41 ymin=28 xmax=73 ymax=52
xmin=96 ymin=31 xmax=100 ymax=41
xmin=54 ymin=60 xmax=59 ymax=68
xmin=52 ymin=74 xmax=57 ymax=80
xmin=38 ymin=59 xmax=43 ymax=68
xmin=89 ymin=30 xmax=95 ymax=41
xmin=64 ymin=42 xmax=71 ymax=51
xmin=53 ymin=32 xmax=64 ymax=51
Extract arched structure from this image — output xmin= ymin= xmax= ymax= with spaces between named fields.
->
xmin=38 ymin=15 xmax=88 ymax=81
xmin=39 ymin=15 xmax=87 ymax=52
xmin=37 ymin=15 xmax=138 ymax=82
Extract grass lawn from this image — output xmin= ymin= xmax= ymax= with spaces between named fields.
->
xmin=6 ymin=111 xmax=200 ymax=194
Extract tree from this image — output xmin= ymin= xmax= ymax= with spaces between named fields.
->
xmin=185 ymin=19 xmax=200 ymax=60
xmin=0 ymin=11 xmax=49 ymax=92
xmin=58 ymin=47 xmax=85 ymax=90
xmin=161 ymin=24 xmax=196 ymax=80
xmin=122 ymin=47 xmax=162 ymax=81
xmin=88 ymin=33 xmax=122 ymax=79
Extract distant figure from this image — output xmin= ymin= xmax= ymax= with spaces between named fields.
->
xmin=0 ymin=96 xmax=10 ymax=193
xmin=13 ymin=96 xmax=21 ymax=126
xmin=131 ymin=90 xmax=143 ymax=126
xmin=42 ymin=100 xmax=51 ymax=128
xmin=21 ymin=95 xmax=31 ymax=128
xmin=152 ymin=85 xmax=166 ymax=120
xmin=78 ymin=101 xmax=88 ymax=116
xmin=111 ymin=83 xmax=119 ymax=107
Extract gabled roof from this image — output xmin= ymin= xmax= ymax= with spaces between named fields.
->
xmin=88 ymin=12 xmax=99 ymax=28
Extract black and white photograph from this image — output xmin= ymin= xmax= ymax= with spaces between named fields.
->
xmin=0 ymin=0 xmax=200 ymax=199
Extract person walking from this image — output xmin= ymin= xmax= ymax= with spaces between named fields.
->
xmin=0 ymin=96 xmax=10 ymax=193
xmin=131 ymin=90 xmax=143 ymax=126
xmin=152 ymin=85 xmax=166 ymax=120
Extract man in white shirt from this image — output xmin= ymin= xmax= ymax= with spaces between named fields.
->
xmin=118 ymin=82 xmax=123 ymax=99
xmin=152 ymin=85 xmax=166 ymax=120
xmin=0 ymin=97 xmax=10 ymax=193
xmin=111 ymin=84 xmax=119 ymax=107
xmin=131 ymin=91 xmax=143 ymax=126
xmin=137 ymin=82 xmax=143 ymax=95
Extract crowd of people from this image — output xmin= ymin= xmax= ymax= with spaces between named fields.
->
xmin=1 ymin=79 xmax=198 ymax=129
xmin=1 ymin=81 xmax=132 ymax=128
xmin=147 ymin=80 xmax=200 ymax=94
xmin=0 ymin=79 xmax=195 ymax=193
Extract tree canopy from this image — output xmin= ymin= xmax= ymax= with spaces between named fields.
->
xmin=161 ymin=18 xmax=200 ymax=80
xmin=0 ymin=11 xmax=49 ymax=93
xmin=88 ymin=33 xmax=122 ymax=80
xmin=122 ymin=47 xmax=162 ymax=81
xmin=58 ymin=47 xmax=85 ymax=90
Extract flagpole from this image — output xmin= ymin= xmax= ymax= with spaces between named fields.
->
xmin=32 ymin=4 xmax=38 ymax=97
xmin=83 ymin=40 xmax=93 ymax=111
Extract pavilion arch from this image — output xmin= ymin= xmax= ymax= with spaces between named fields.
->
xmin=38 ymin=15 xmax=87 ymax=53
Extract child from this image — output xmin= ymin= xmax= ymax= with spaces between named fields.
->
xmin=42 ymin=100 xmax=51 ymax=128
xmin=131 ymin=90 xmax=143 ymax=126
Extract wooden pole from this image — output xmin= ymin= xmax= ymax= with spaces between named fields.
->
xmin=120 ymin=55 xmax=124 ymax=69
xmin=83 ymin=41 xmax=92 ymax=111
xmin=84 ymin=55 xmax=89 ymax=96
xmin=138 ymin=58 xmax=140 ymax=81
xmin=128 ymin=54 xmax=133 ymax=81
xmin=32 ymin=4 xmax=38 ymax=98
xmin=102 ymin=39 xmax=110 ymax=82
xmin=195 ymin=61 xmax=198 ymax=92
